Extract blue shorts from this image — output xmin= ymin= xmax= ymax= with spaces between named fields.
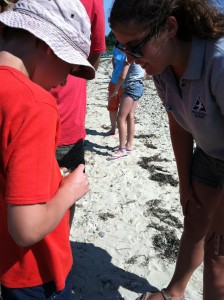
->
xmin=1 ymin=271 xmax=72 ymax=300
xmin=123 ymin=81 xmax=144 ymax=101
xmin=191 ymin=147 xmax=224 ymax=190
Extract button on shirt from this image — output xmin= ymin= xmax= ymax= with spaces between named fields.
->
xmin=153 ymin=36 xmax=224 ymax=160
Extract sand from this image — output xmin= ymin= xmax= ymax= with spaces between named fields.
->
xmin=69 ymin=58 xmax=203 ymax=300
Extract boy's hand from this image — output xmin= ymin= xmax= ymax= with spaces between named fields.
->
xmin=60 ymin=164 xmax=88 ymax=205
xmin=8 ymin=164 xmax=88 ymax=247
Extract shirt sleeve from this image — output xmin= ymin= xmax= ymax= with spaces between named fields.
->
xmin=4 ymin=102 xmax=61 ymax=204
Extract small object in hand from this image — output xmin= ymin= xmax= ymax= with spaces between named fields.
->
xmin=60 ymin=169 xmax=70 ymax=177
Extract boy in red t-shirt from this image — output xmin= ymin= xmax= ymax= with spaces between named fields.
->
xmin=0 ymin=0 xmax=94 ymax=299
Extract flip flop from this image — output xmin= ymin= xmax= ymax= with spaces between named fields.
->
xmin=112 ymin=146 xmax=134 ymax=153
xmin=107 ymin=150 xmax=128 ymax=161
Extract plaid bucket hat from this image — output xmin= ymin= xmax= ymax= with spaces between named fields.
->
xmin=0 ymin=0 xmax=95 ymax=80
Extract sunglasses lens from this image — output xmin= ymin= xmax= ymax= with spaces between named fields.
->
xmin=127 ymin=50 xmax=142 ymax=58
xmin=115 ymin=41 xmax=143 ymax=58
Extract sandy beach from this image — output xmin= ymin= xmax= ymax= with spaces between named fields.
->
xmin=70 ymin=58 xmax=203 ymax=300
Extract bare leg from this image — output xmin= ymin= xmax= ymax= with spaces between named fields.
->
xmin=203 ymin=192 xmax=224 ymax=299
xmin=126 ymin=101 xmax=138 ymax=150
xmin=104 ymin=111 xmax=118 ymax=136
xmin=146 ymin=181 xmax=222 ymax=300
xmin=117 ymin=94 xmax=135 ymax=152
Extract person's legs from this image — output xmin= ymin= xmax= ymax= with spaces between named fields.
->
xmin=203 ymin=194 xmax=224 ymax=299
xmin=116 ymin=94 xmax=135 ymax=154
xmin=144 ymin=148 xmax=224 ymax=300
xmin=125 ymin=81 xmax=143 ymax=151
xmin=166 ymin=181 xmax=221 ymax=297
xmin=106 ymin=83 xmax=121 ymax=136
xmin=106 ymin=111 xmax=118 ymax=136
xmin=144 ymin=182 xmax=222 ymax=300
xmin=126 ymin=100 xmax=138 ymax=151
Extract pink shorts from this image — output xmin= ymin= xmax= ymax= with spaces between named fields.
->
xmin=107 ymin=82 xmax=123 ymax=112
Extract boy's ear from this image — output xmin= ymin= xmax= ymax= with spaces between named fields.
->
xmin=47 ymin=47 xmax=53 ymax=55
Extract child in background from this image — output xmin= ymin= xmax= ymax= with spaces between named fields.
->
xmin=108 ymin=60 xmax=145 ymax=161
xmin=105 ymin=43 xmax=126 ymax=136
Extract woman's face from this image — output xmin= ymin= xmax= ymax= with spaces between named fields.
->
xmin=113 ymin=17 xmax=178 ymax=76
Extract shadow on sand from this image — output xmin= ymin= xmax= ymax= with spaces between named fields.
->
xmin=71 ymin=242 xmax=158 ymax=300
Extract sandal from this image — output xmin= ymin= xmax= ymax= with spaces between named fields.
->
xmin=112 ymin=146 xmax=134 ymax=153
xmin=107 ymin=148 xmax=128 ymax=161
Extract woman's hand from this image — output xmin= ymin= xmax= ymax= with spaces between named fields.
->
xmin=179 ymin=182 xmax=201 ymax=216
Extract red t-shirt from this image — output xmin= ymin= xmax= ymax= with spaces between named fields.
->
xmin=0 ymin=67 xmax=72 ymax=290
xmin=51 ymin=0 xmax=106 ymax=146
xmin=81 ymin=0 xmax=106 ymax=54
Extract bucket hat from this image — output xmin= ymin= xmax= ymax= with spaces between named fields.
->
xmin=0 ymin=0 xmax=95 ymax=80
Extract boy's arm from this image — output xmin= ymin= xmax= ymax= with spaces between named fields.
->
xmin=8 ymin=164 xmax=88 ymax=247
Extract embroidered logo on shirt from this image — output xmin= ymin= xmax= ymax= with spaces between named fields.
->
xmin=192 ymin=96 xmax=207 ymax=119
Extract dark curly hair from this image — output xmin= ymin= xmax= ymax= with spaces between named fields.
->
xmin=109 ymin=0 xmax=224 ymax=41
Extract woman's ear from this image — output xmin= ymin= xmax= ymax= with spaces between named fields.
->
xmin=165 ymin=16 xmax=178 ymax=38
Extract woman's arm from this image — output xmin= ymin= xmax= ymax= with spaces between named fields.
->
xmin=168 ymin=112 xmax=193 ymax=186
xmin=168 ymin=112 xmax=200 ymax=214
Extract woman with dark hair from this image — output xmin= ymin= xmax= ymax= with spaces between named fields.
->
xmin=109 ymin=0 xmax=224 ymax=299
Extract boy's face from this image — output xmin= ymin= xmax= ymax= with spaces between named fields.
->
xmin=31 ymin=46 xmax=76 ymax=91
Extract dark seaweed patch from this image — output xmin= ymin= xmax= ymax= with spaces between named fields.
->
xmin=150 ymin=172 xmax=178 ymax=187
xmin=152 ymin=229 xmax=179 ymax=263
xmin=98 ymin=212 xmax=115 ymax=221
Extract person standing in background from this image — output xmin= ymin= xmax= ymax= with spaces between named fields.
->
xmin=108 ymin=61 xmax=145 ymax=160
xmin=105 ymin=43 xmax=126 ymax=136
xmin=50 ymin=0 xmax=106 ymax=227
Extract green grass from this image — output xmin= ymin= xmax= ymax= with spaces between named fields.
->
xmin=106 ymin=44 xmax=113 ymax=53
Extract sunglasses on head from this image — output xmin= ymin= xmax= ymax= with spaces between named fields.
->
xmin=115 ymin=30 xmax=155 ymax=58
